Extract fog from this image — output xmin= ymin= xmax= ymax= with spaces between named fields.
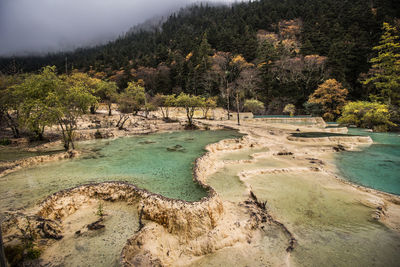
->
xmin=0 ymin=0 xmax=238 ymax=56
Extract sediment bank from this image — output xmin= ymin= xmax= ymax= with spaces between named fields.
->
xmin=1 ymin=116 xmax=399 ymax=266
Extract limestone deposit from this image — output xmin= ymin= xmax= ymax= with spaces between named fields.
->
xmin=1 ymin=113 xmax=399 ymax=267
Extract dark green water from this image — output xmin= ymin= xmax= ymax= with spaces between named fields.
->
xmin=336 ymin=128 xmax=400 ymax=195
xmin=291 ymin=132 xmax=354 ymax=138
xmin=0 ymin=130 xmax=242 ymax=212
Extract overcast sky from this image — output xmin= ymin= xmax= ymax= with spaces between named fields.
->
xmin=0 ymin=0 xmax=239 ymax=56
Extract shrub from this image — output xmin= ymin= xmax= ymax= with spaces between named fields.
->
xmin=243 ymin=99 xmax=264 ymax=114
xmin=0 ymin=138 xmax=11 ymax=145
xmin=338 ymin=101 xmax=396 ymax=131
xmin=283 ymin=104 xmax=296 ymax=116
xmin=94 ymin=130 xmax=102 ymax=139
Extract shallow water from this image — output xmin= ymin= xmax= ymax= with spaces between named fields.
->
xmin=248 ymin=172 xmax=400 ymax=267
xmin=218 ymin=147 xmax=267 ymax=161
xmin=0 ymin=130 xmax=242 ymax=213
xmin=207 ymin=148 xmax=400 ymax=267
xmin=336 ymin=128 xmax=400 ymax=195
xmin=40 ymin=201 xmax=138 ymax=267
xmin=207 ymin=153 xmax=292 ymax=202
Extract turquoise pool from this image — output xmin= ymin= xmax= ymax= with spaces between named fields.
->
xmin=0 ymin=130 xmax=243 ymax=212
xmin=254 ymin=115 xmax=312 ymax=118
xmin=336 ymin=128 xmax=400 ymax=195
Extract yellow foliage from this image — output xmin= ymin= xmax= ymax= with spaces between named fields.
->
xmin=232 ymin=55 xmax=246 ymax=64
xmin=231 ymin=55 xmax=253 ymax=68
xmin=257 ymin=62 xmax=267 ymax=68
xmin=304 ymin=55 xmax=327 ymax=65
xmin=308 ymin=79 xmax=348 ymax=120
xmin=137 ymin=79 xmax=145 ymax=86
xmin=186 ymin=52 xmax=193 ymax=61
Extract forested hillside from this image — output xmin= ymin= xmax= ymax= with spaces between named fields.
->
xmin=1 ymin=0 xmax=399 ymax=114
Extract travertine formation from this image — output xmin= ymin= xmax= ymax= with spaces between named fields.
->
xmin=37 ymin=181 xmax=223 ymax=240
xmin=1 ymin=114 xmax=399 ymax=267
xmin=0 ymin=150 xmax=77 ymax=177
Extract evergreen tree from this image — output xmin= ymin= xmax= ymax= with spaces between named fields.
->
xmin=364 ymin=22 xmax=400 ymax=105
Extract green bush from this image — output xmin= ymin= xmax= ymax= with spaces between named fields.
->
xmin=26 ymin=246 xmax=41 ymax=260
xmin=283 ymin=104 xmax=296 ymax=116
xmin=0 ymin=138 xmax=11 ymax=145
xmin=4 ymin=244 xmax=25 ymax=265
xmin=94 ymin=129 xmax=103 ymax=139
xmin=338 ymin=101 xmax=396 ymax=131
xmin=243 ymin=99 xmax=264 ymax=114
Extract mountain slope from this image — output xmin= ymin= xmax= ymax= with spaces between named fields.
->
xmin=0 ymin=0 xmax=399 ymax=101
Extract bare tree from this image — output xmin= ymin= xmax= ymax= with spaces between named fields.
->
xmin=212 ymin=52 xmax=232 ymax=119
xmin=229 ymin=55 xmax=260 ymax=125
xmin=272 ymin=55 xmax=327 ymax=101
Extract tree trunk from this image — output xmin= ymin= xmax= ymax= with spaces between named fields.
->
xmin=118 ymin=114 xmax=130 ymax=130
xmin=67 ymin=123 xmax=75 ymax=150
xmin=34 ymin=126 xmax=45 ymax=141
xmin=160 ymin=107 xmax=166 ymax=119
xmin=226 ymin=81 xmax=230 ymax=120
xmin=37 ymin=131 xmax=43 ymax=141
xmin=108 ymin=104 xmax=112 ymax=116
xmin=0 ymin=225 xmax=7 ymax=267
xmin=236 ymin=92 xmax=240 ymax=126
xmin=11 ymin=126 xmax=19 ymax=138
xmin=186 ymin=107 xmax=192 ymax=126
xmin=63 ymin=140 xmax=69 ymax=151
xmin=70 ymin=139 xmax=75 ymax=150
xmin=90 ymin=105 xmax=96 ymax=114
xmin=227 ymin=96 xmax=230 ymax=120
xmin=59 ymin=122 xmax=69 ymax=151
xmin=204 ymin=108 xmax=209 ymax=119
xmin=6 ymin=113 xmax=19 ymax=138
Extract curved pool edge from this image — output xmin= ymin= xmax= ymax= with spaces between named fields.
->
xmin=3 ymin=120 xmax=399 ymax=267
xmin=1 ymin=127 xmax=260 ymax=264
xmin=35 ymin=133 xmax=258 ymax=233
xmin=32 ymin=134 xmax=264 ymax=266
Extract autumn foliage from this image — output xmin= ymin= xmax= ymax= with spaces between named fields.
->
xmin=308 ymin=79 xmax=348 ymax=121
xmin=338 ymin=101 xmax=396 ymax=132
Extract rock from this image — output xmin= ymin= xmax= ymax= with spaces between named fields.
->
xmin=333 ymin=145 xmax=346 ymax=152
xmin=306 ymin=158 xmax=324 ymax=165
xmin=37 ymin=219 xmax=63 ymax=240
xmin=276 ymin=151 xmax=294 ymax=156
xmin=87 ymin=219 xmax=105 ymax=230
xmin=139 ymin=140 xmax=156 ymax=145
xmin=166 ymin=144 xmax=185 ymax=152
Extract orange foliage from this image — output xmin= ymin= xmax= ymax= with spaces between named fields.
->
xmin=185 ymin=52 xmax=193 ymax=61
xmin=278 ymin=19 xmax=302 ymax=39
xmin=308 ymin=79 xmax=348 ymax=120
